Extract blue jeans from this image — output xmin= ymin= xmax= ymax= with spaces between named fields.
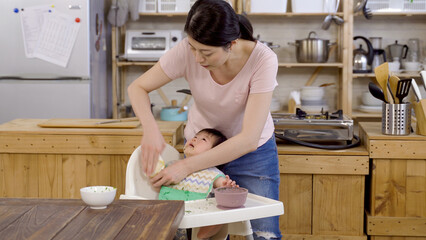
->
xmin=221 ymin=136 xmax=281 ymax=240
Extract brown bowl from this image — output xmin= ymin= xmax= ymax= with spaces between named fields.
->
xmin=214 ymin=187 xmax=248 ymax=208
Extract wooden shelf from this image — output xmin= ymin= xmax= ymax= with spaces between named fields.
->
xmin=117 ymin=61 xmax=156 ymax=67
xmin=138 ymin=12 xmax=345 ymax=17
xmin=139 ymin=13 xmax=188 ymax=17
xmin=351 ymin=110 xmax=382 ymax=118
xmin=245 ymin=12 xmax=344 ymax=17
xmin=364 ymin=12 xmax=426 ymax=16
xmin=278 ymin=62 xmax=343 ymax=68
xmin=116 ymin=61 xmax=344 ymax=68
xmin=353 ymin=72 xmax=421 ymax=78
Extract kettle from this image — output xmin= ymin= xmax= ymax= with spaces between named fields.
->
xmin=353 ymin=36 xmax=374 ymax=73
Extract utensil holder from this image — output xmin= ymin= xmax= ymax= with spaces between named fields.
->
xmin=413 ymin=99 xmax=426 ymax=136
xmin=382 ymin=102 xmax=411 ymax=135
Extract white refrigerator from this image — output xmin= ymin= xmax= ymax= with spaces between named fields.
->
xmin=0 ymin=0 xmax=110 ymax=124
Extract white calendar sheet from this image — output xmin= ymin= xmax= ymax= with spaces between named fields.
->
xmin=20 ymin=5 xmax=54 ymax=58
xmin=33 ymin=12 xmax=80 ymax=67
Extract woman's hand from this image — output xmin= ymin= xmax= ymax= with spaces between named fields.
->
xmin=140 ymin=126 xmax=166 ymax=177
xmin=150 ymin=160 xmax=190 ymax=187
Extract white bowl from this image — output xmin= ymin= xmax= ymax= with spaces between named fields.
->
xmin=404 ymin=61 xmax=421 ymax=71
xmin=80 ymin=186 xmax=117 ymax=209
xmin=361 ymin=91 xmax=382 ymax=106
xmin=300 ymin=105 xmax=329 ymax=113
xmin=388 ymin=61 xmax=400 ymax=72
xmin=301 ymin=87 xmax=325 ymax=101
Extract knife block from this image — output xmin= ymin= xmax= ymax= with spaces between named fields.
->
xmin=413 ymin=99 xmax=426 ymax=136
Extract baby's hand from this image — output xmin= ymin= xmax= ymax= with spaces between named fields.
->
xmin=221 ymin=175 xmax=239 ymax=188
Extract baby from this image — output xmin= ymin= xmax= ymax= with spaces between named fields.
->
xmin=157 ymin=128 xmax=238 ymax=239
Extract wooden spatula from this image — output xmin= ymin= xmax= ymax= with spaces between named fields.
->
xmin=389 ymin=75 xmax=400 ymax=103
xmin=374 ymin=62 xmax=389 ymax=102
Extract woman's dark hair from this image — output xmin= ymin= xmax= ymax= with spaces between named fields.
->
xmin=184 ymin=0 xmax=255 ymax=47
xmin=199 ymin=128 xmax=227 ymax=147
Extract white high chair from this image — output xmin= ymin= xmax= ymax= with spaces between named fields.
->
xmin=119 ymin=145 xmax=254 ymax=240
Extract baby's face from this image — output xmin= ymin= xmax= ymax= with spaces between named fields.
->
xmin=184 ymin=131 xmax=216 ymax=157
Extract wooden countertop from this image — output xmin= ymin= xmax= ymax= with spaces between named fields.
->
xmin=359 ymin=122 xmax=426 ymax=159
xmin=0 ymin=119 xmax=183 ymax=136
xmin=0 ymin=198 xmax=184 ymax=240
xmin=359 ymin=122 xmax=426 ymax=140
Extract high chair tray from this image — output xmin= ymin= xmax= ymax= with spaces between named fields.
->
xmin=179 ymin=193 xmax=284 ymax=228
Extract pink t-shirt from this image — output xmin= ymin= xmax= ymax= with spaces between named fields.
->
xmin=160 ymin=38 xmax=278 ymax=147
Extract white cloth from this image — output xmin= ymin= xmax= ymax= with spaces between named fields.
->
xmin=107 ymin=0 xmax=139 ymax=27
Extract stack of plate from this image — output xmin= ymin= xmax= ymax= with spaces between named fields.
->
xmin=300 ymin=87 xmax=328 ymax=113
xmin=359 ymin=91 xmax=382 ymax=113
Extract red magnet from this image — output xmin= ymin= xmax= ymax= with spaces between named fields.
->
xmin=75 ymin=17 xmax=80 ymax=23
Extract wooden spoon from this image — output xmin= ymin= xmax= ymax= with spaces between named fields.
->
xmin=388 ymin=75 xmax=400 ymax=103
xmin=374 ymin=62 xmax=389 ymax=102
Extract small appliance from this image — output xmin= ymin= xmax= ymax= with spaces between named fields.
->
xmin=369 ymin=37 xmax=387 ymax=70
xmin=124 ymin=30 xmax=183 ymax=61
xmin=353 ymin=36 xmax=374 ymax=73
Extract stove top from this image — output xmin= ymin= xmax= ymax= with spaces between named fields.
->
xmin=273 ymin=109 xmax=354 ymax=141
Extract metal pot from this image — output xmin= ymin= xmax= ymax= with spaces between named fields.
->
xmin=288 ymin=31 xmax=335 ymax=63
xmin=256 ymin=34 xmax=280 ymax=51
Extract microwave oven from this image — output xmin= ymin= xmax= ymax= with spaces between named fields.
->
xmin=124 ymin=30 xmax=183 ymax=61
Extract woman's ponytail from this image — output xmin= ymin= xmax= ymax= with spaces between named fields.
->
xmin=238 ymin=14 xmax=255 ymax=42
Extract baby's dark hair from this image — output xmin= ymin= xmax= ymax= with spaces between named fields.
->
xmin=199 ymin=128 xmax=227 ymax=147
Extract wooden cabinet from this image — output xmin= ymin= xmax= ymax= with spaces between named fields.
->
xmin=0 ymin=119 xmax=183 ymax=199
xmin=174 ymin=140 xmax=369 ymax=239
xmin=359 ymin=122 xmax=426 ymax=240
xmin=277 ymin=142 xmax=369 ymax=239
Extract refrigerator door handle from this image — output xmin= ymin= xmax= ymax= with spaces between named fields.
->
xmin=0 ymin=76 xmax=87 ymax=80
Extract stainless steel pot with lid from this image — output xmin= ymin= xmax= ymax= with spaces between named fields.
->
xmin=288 ymin=31 xmax=336 ymax=63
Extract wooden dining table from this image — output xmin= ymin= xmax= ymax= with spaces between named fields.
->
xmin=0 ymin=198 xmax=184 ymax=240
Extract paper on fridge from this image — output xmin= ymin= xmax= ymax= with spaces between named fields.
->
xmin=19 ymin=5 xmax=55 ymax=58
xmin=33 ymin=11 xmax=80 ymax=67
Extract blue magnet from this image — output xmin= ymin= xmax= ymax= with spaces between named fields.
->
xmin=48 ymin=9 xmax=52 ymax=12
xmin=13 ymin=8 xmax=19 ymax=13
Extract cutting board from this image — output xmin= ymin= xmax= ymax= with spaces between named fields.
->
xmin=37 ymin=119 xmax=140 ymax=129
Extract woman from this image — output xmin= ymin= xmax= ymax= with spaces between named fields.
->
xmin=128 ymin=0 xmax=281 ymax=238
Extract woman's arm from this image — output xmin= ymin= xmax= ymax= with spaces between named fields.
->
xmin=150 ymin=91 xmax=273 ymax=187
xmin=128 ymin=62 xmax=173 ymax=176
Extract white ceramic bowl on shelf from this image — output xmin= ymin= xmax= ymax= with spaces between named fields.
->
xmin=80 ymin=186 xmax=117 ymax=209
xmin=388 ymin=61 xmax=400 ymax=72
xmin=361 ymin=91 xmax=382 ymax=106
xmin=300 ymin=87 xmax=325 ymax=101
xmin=404 ymin=61 xmax=421 ymax=71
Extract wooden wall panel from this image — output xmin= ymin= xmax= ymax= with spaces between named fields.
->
xmin=312 ymin=175 xmax=364 ymax=236
xmin=372 ymin=159 xmax=426 ymax=218
xmin=406 ymin=160 xmax=426 ymax=217
xmin=86 ymin=155 xmax=111 ymax=187
xmin=110 ymin=155 xmax=129 ymax=198
xmin=372 ymin=159 xmax=407 ymax=216
xmin=0 ymin=154 xmax=39 ymax=198
xmin=0 ymin=154 xmax=6 ymax=197
xmin=38 ymin=154 xmax=62 ymax=198
xmin=279 ymin=174 xmax=312 ymax=235
xmin=62 ymin=155 xmax=87 ymax=199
